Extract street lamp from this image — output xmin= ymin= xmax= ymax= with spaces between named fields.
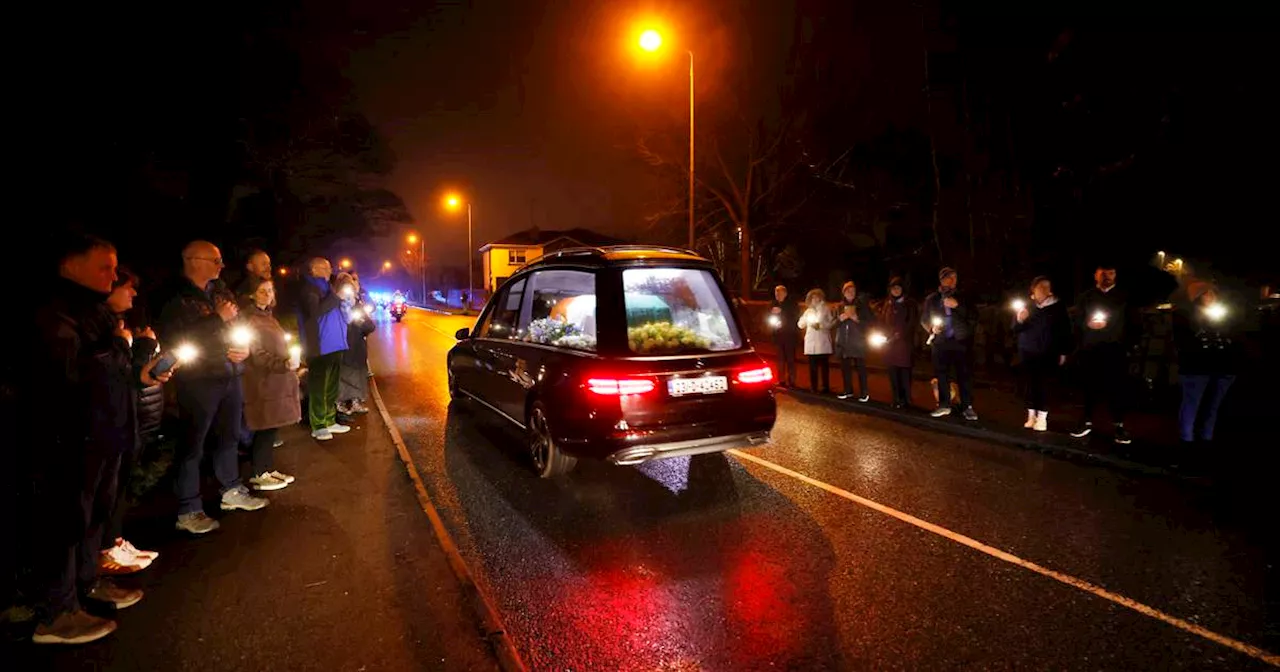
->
xmin=383 ymin=260 xmax=392 ymax=271
xmin=339 ymin=258 xmax=352 ymax=270
xmin=443 ymin=193 xmax=474 ymax=311
xmin=406 ymin=233 xmax=425 ymax=304
xmin=636 ymin=27 xmax=695 ymax=251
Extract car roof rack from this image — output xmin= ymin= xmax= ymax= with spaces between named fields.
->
xmin=535 ymin=245 xmax=702 ymax=263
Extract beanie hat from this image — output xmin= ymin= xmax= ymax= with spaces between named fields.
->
xmin=888 ymin=276 xmax=904 ymax=288
xmin=938 ymin=267 xmax=957 ymax=281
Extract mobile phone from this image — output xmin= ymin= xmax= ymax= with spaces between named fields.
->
xmin=152 ymin=351 xmax=180 ymax=376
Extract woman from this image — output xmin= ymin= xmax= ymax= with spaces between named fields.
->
xmin=1011 ymin=276 xmax=1071 ymax=431
xmin=239 ymin=277 xmax=299 ymax=491
xmin=1173 ymin=282 xmax=1242 ymax=444
xmin=797 ymin=288 xmax=835 ymax=394
xmin=336 ymin=273 xmax=375 ymax=415
xmin=878 ymin=277 xmax=919 ymax=409
xmin=834 ymin=281 xmax=875 ymax=401
xmin=99 ymin=267 xmax=162 ymax=575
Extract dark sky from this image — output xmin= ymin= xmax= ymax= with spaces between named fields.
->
xmin=339 ymin=0 xmax=921 ymax=263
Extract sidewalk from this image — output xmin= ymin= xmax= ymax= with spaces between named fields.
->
xmin=4 ymin=404 xmax=497 ymax=670
xmin=756 ymin=340 xmax=1260 ymax=479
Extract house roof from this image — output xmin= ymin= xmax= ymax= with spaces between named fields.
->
xmin=479 ymin=227 xmax=624 ymax=252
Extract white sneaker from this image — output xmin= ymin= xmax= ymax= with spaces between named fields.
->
xmin=1024 ymin=410 xmax=1036 ymax=429
xmin=1033 ymin=411 xmax=1048 ymax=432
xmin=98 ymin=545 xmax=148 ymax=575
xmin=176 ymin=511 xmax=220 ymax=535
xmin=249 ymin=472 xmax=289 ymax=491
xmin=273 ymin=439 xmax=285 ymax=448
xmin=326 ymin=424 xmax=351 ymax=434
xmin=352 ymin=400 xmax=370 ymax=414
xmin=312 ymin=428 xmax=333 ymax=441
xmin=118 ymin=538 xmax=158 ymax=561
xmin=930 ymin=407 xmax=952 ymax=418
xmin=857 ymin=395 xmax=870 ymax=403
xmin=837 ymin=393 xmax=853 ymax=400
xmin=269 ymin=470 xmax=295 ymax=485
xmin=220 ymin=486 xmax=269 ymax=511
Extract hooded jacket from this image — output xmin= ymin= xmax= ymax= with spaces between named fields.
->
xmin=298 ymin=276 xmax=348 ymax=358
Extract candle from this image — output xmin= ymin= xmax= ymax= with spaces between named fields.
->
xmin=229 ymin=326 xmax=253 ymax=347
xmin=284 ymin=332 xmax=293 ymax=343
xmin=768 ymin=315 xmax=781 ymax=328
xmin=1011 ymin=299 xmax=1026 ymax=312
xmin=175 ymin=343 xmax=199 ymax=362
xmin=1203 ymin=303 xmax=1227 ymax=322
xmin=931 ymin=317 xmax=943 ymax=327
xmin=289 ymin=345 xmax=302 ymax=369
xmin=1091 ymin=311 xmax=1108 ymax=324
xmin=868 ymin=332 xmax=888 ymax=348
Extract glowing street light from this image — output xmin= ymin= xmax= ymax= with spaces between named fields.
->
xmin=406 ymin=232 xmax=425 ymax=305
xmin=444 ymin=193 xmax=475 ymax=311
xmin=339 ymin=258 xmax=352 ymax=270
xmin=383 ymin=260 xmax=392 ymax=270
xmin=632 ymin=26 xmax=695 ymax=251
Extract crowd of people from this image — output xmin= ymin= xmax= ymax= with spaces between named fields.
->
xmin=14 ymin=235 xmax=378 ymax=645
xmin=770 ymin=262 xmax=1248 ymax=446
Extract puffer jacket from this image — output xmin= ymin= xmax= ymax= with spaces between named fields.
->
xmin=130 ymin=335 xmax=164 ymax=445
xmin=798 ymin=303 xmax=836 ymax=355
xmin=834 ymin=298 xmax=875 ymax=359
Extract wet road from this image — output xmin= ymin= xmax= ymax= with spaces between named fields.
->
xmin=370 ymin=308 xmax=1278 ymax=671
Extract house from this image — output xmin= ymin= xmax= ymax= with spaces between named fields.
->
xmin=479 ymin=227 xmax=623 ymax=291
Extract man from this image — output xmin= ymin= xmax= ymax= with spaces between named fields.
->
xmin=769 ymin=285 xmax=800 ymax=387
xmin=26 ymin=235 xmax=164 ymax=644
xmin=237 ymin=248 xmax=272 ymax=295
xmin=921 ymin=267 xmax=979 ymax=420
xmin=1070 ymin=263 xmax=1135 ymax=444
xmin=299 ymin=257 xmax=350 ymax=440
xmin=157 ymin=241 xmax=267 ymax=535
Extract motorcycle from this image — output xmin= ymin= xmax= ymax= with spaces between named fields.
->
xmin=389 ymin=297 xmax=407 ymax=322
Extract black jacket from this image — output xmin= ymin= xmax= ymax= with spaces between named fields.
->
xmin=834 ymin=298 xmax=875 ymax=358
xmin=155 ymin=277 xmax=241 ymax=380
xmin=770 ymin=299 xmax=801 ymax=345
xmin=343 ymin=300 xmax=377 ymax=367
xmin=1012 ymin=298 xmax=1072 ymax=358
xmin=921 ymin=289 xmax=978 ymax=344
xmin=1173 ymin=308 xmax=1243 ymax=376
xmin=1073 ymin=286 xmax=1134 ymax=350
xmin=130 ymin=335 xmax=164 ymax=445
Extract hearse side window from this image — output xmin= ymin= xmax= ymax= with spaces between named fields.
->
xmin=481 ymin=278 xmax=526 ymax=340
xmin=622 ymin=268 xmax=743 ymax=355
xmin=516 ymin=270 xmax=597 ymax=351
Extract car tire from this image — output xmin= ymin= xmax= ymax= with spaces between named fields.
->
xmin=447 ymin=368 xmax=465 ymax=405
xmin=528 ymin=402 xmax=577 ymax=478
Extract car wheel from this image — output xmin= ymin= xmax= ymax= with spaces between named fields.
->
xmin=528 ymin=402 xmax=577 ymax=478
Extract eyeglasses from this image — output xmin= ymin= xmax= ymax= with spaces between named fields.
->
xmin=185 ymin=256 xmax=224 ymax=266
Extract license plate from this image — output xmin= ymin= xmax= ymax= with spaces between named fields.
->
xmin=667 ymin=376 xmax=728 ymax=397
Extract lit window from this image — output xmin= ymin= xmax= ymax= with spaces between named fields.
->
xmin=508 ymin=249 xmax=527 ymax=265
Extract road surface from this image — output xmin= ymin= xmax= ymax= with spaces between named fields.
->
xmin=371 ymin=308 xmax=1277 ymax=671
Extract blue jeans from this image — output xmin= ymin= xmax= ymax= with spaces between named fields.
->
xmin=175 ymin=377 xmax=245 ymax=515
xmin=1179 ymin=374 xmax=1235 ymax=442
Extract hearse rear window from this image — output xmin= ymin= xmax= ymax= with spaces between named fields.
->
xmin=622 ymin=268 xmax=742 ymax=355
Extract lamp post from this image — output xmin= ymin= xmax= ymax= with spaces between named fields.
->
xmin=638 ymin=29 xmax=695 ymax=251
xmin=406 ymin=233 xmax=425 ymax=304
xmin=444 ymin=194 xmax=474 ymax=311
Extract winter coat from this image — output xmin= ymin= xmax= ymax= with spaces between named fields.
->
xmin=921 ymin=289 xmax=978 ymax=345
xmin=833 ymin=298 xmax=875 ymax=359
xmin=27 ymin=278 xmax=135 ymax=539
xmin=798 ymin=303 xmax=836 ymax=356
xmin=342 ymin=299 xmax=376 ymax=368
xmin=1173 ymin=307 xmax=1243 ymax=376
xmin=769 ymin=299 xmax=801 ymax=346
xmin=1073 ymin=286 xmax=1134 ymax=350
xmin=878 ymin=297 xmax=919 ymax=369
xmin=1012 ymin=297 xmax=1072 ymax=358
xmin=155 ymin=277 xmax=242 ymax=380
xmin=239 ymin=303 xmax=302 ymax=431
xmin=130 ymin=335 xmax=164 ymax=446
xmin=299 ymin=276 xmax=348 ymax=359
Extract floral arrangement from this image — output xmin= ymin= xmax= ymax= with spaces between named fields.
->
xmin=628 ymin=321 xmax=711 ymax=354
xmin=524 ymin=317 xmax=596 ymax=350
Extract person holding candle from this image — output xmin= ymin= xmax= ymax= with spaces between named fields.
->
xmin=156 ymin=241 xmax=267 ymax=535
xmin=798 ymin=288 xmax=836 ymax=394
xmin=769 ymin=285 xmax=800 ymax=388
xmin=1172 ymin=281 xmax=1241 ymax=444
xmin=1069 ymin=262 xmax=1134 ymax=444
xmin=920 ymin=267 xmax=979 ymax=420
xmin=834 ymin=281 xmax=875 ymax=401
xmin=336 ymin=273 xmax=375 ymax=416
xmin=298 ymin=257 xmax=350 ymax=441
xmin=238 ymin=277 xmax=299 ymax=491
xmin=878 ymin=277 xmax=919 ymax=409
xmin=1012 ymin=276 xmax=1071 ymax=431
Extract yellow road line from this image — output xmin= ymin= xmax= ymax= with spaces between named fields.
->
xmin=728 ymin=448 xmax=1279 ymax=667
